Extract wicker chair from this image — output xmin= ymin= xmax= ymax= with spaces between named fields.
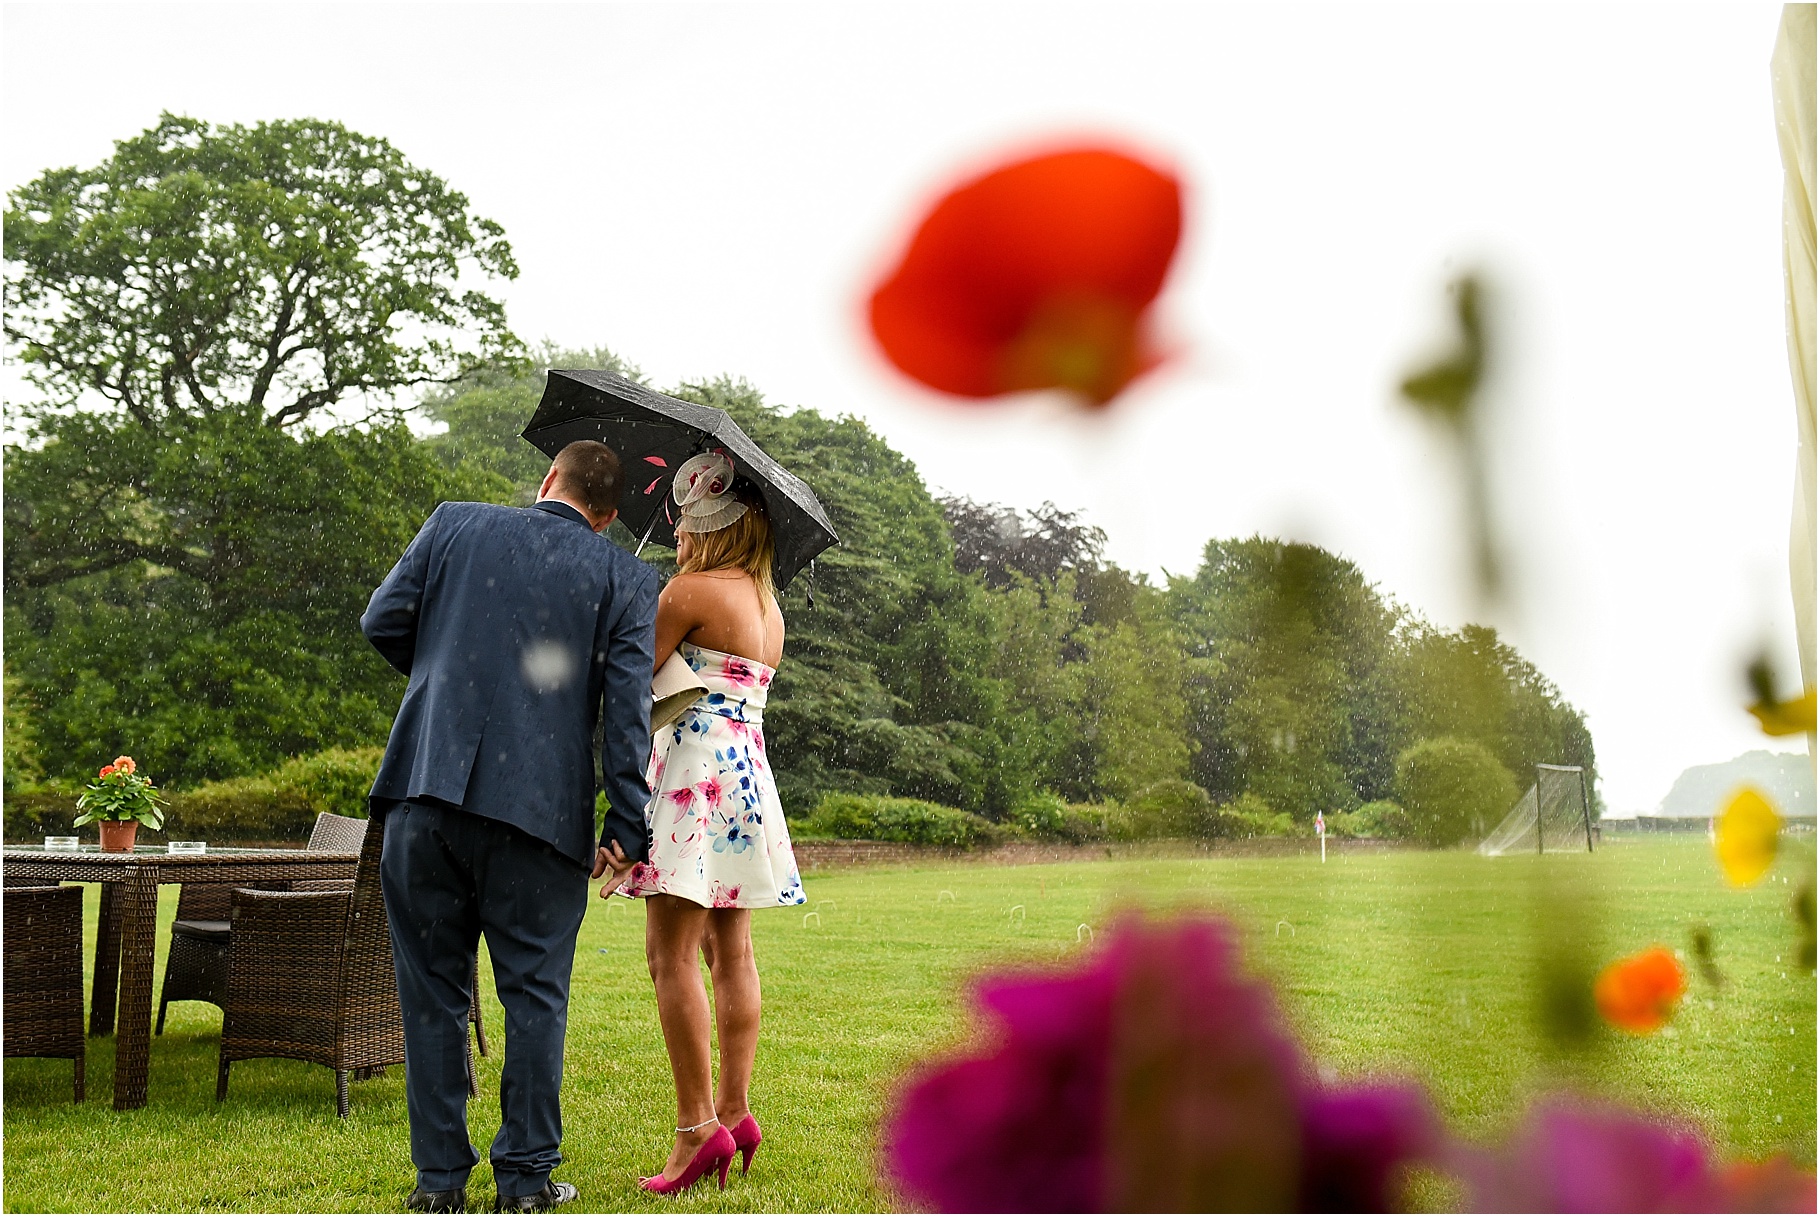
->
xmin=216 ymin=815 xmax=481 ymax=1117
xmin=157 ymin=812 xmax=370 ymax=1034
xmin=3 ymin=884 xmax=86 ymax=1101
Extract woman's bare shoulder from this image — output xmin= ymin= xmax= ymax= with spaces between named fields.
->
xmin=663 ymin=571 xmax=742 ymax=599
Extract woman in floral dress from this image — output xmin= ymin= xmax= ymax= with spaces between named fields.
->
xmin=608 ymin=453 xmax=803 ymax=1193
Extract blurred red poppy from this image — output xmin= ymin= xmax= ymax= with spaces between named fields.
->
xmin=868 ymin=146 xmax=1183 ymax=407
xmin=1593 ymin=946 xmax=1686 ymax=1034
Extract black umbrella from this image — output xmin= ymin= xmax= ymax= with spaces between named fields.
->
xmin=521 ymin=369 xmax=839 ymax=590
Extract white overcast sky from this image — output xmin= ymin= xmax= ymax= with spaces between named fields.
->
xmin=3 ymin=2 xmax=1811 ymax=813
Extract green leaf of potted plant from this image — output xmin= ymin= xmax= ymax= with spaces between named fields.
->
xmin=73 ymin=756 xmax=168 ymax=852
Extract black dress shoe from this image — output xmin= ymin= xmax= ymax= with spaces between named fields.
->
xmin=406 ymin=1186 xmax=467 ymax=1213
xmin=493 ymin=1181 xmax=578 ymax=1212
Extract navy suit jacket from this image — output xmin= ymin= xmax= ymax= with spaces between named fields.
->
xmin=361 ymin=500 xmax=661 ymax=867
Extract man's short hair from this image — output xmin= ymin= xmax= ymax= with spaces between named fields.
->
xmin=550 ymin=440 xmax=624 ymax=518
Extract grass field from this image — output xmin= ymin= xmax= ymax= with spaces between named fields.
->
xmin=3 ymin=836 xmax=1814 ymax=1212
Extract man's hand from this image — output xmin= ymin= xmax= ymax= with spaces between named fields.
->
xmin=593 ymin=839 xmax=636 ymax=898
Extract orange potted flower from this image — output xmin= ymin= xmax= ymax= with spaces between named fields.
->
xmin=73 ymin=755 xmax=168 ymax=851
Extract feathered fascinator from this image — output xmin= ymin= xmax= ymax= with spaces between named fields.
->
xmin=673 ymin=452 xmax=749 ymax=533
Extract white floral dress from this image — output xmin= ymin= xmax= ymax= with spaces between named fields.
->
xmin=616 ymin=642 xmax=806 ymax=909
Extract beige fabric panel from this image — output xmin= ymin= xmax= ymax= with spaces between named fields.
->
xmin=1773 ymin=5 xmax=1815 ymax=711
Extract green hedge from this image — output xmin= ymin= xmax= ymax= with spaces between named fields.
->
xmin=1010 ymin=792 xmax=1108 ymax=843
xmin=162 ymin=778 xmax=322 ymax=841
xmin=798 ymin=792 xmax=1008 ymax=848
xmin=3 ymin=788 xmax=80 ymax=842
xmin=3 ymin=747 xmax=383 ymax=844
xmin=1104 ymin=782 xmax=1306 ymax=841
xmin=1328 ymin=799 xmax=1410 ymax=839
xmin=263 ymin=748 xmax=384 ymax=820
xmin=1212 ymin=792 xmax=1302 ymax=839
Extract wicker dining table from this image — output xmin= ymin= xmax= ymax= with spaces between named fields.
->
xmin=2 ymin=843 xmax=360 ymax=1110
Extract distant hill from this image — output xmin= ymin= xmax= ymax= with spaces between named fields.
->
xmin=1657 ymin=750 xmax=1815 ymax=819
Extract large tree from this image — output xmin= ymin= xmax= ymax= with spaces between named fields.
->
xmin=4 ymin=112 xmax=521 ymax=435
xmin=3 ymin=114 xmax=524 ymax=783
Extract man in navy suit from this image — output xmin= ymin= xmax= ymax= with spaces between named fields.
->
xmin=362 ymin=440 xmax=660 ymax=1214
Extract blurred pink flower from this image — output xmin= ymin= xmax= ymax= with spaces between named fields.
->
xmin=884 ymin=950 xmax=1117 ymax=1212
xmin=884 ymin=915 xmax=1441 ymax=1212
xmin=1299 ymin=1083 xmax=1442 ymax=1212
xmin=1457 ymin=1097 xmax=1815 ymax=1213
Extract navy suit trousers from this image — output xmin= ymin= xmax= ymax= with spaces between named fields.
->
xmin=380 ymin=802 xmax=589 ymax=1196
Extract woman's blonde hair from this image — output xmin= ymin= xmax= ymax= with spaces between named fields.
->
xmin=676 ymin=485 xmax=776 ymax=602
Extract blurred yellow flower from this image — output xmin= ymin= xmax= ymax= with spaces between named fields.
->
xmin=1748 ymin=686 xmax=1817 ymax=737
xmin=1714 ymin=786 xmax=1782 ymax=887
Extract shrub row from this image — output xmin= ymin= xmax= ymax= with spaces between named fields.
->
xmin=3 ymin=748 xmax=383 ymax=844
xmin=1100 ymin=781 xmax=1307 ymax=842
xmin=1009 ymin=792 xmax=1111 ymax=844
xmin=794 ymin=784 xmax=1334 ymax=848
xmin=5 ymin=740 xmax=1510 ymax=851
xmin=797 ymin=793 xmax=1008 ymax=848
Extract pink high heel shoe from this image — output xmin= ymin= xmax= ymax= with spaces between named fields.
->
xmin=726 ymin=1115 xmax=763 ymax=1175
xmin=639 ymin=1123 xmax=736 ymax=1196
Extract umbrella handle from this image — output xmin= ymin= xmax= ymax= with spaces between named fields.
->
xmin=634 ymin=512 xmax=658 ymax=556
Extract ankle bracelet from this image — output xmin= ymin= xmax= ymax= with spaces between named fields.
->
xmin=676 ymin=1116 xmax=720 ymax=1133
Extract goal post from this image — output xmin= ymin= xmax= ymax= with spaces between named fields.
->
xmin=1478 ymin=763 xmax=1594 ymax=856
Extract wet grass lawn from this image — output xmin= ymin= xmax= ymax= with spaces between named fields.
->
xmin=4 ymin=835 xmax=1813 ymax=1212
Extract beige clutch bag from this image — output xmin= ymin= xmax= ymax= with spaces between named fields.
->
xmin=651 ymin=650 xmax=709 ymax=734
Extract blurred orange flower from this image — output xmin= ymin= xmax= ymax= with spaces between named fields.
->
xmin=1714 ymin=785 xmax=1782 ymax=888
xmin=111 ymin=755 xmax=136 ymax=775
xmin=1720 ymin=1155 xmax=1820 ymax=1212
xmin=868 ymin=146 xmax=1182 ymax=407
xmin=98 ymin=764 xmax=116 ymax=778
xmin=1593 ymin=947 xmax=1686 ymax=1034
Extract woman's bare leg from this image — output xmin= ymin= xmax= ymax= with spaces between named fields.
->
xmin=704 ymin=909 xmax=760 ymax=1126
xmin=645 ymin=895 xmax=718 ymax=1179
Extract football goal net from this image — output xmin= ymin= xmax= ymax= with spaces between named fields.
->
xmin=1478 ymin=763 xmax=1594 ymax=856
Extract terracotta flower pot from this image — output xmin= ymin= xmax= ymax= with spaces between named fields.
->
xmin=98 ymin=820 xmax=139 ymax=852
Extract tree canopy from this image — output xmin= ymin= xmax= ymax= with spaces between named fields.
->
xmin=4 ymin=113 xmax=521 ymax=433
xmin=5 ymin=416 xmax=511 ymax=781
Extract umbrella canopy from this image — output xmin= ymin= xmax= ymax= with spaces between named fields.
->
xmin=521 ymin=369 xmax=839 ymax=590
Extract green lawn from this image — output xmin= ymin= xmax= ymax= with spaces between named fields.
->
xmin=4 ymin=836 xmax=1813 ymax=1212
